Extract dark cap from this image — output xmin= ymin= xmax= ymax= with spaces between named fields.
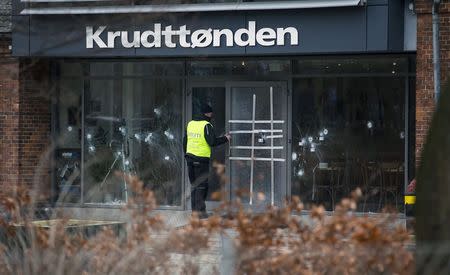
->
xmin=201 ymin=104 xmax=213 ymax=114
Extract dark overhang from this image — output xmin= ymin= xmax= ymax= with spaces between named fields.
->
xmin=19 ymin=0 xmax=366 ymax=15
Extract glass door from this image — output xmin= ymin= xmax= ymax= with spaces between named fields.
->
xmin=189 ymin=82 xmax=227 ymax=210
xmin=226 ymin=82 xmax=288 ymax=208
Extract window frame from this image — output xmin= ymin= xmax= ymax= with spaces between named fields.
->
xmin=51 ymin=54 xmax=415 ymax=214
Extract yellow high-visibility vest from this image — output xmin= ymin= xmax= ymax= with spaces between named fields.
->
xmin=404 ymin=195 xmax=416 ymax=205
xmin=186 ymin=120 xmax=211 ymax=158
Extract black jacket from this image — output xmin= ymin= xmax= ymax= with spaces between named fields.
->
xmin=183 ymin=114 xmax=228 ymax=163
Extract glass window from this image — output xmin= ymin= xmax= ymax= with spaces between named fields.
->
xmin=54 ymin=74 xmax=83 ymax=203
xmin=132 ymin=78 xmax=183 ymax=206
xmin=232 ymin=60 xmax=290 ymax=76
xmin=60 ymin=62 xmax=84 ymax=77
xmin=82 ymin=71 xmax=184 ymax=206
xmin=293 ymin=57 xmax=408 ymax=75
xmin=83 ymin=79 xmax=123 ymax=204
xmin=188 ymin=60 xmax=290 ymax=76
xmin=188 ymin=61 xmax=233 ymax=76
xmin=291 ymin=76 xmax=406 ymax=212
xmin=125 ymin=62 xmax=184 ymax=77
xmin=55 ymin=61 xmax=184 ymax=207
xmin=54 ymin=56 xmax=412 ymax=212
xmin=90 ymin=62 xmax=116 ymax=76
xmin=228 ymin=84 xmax=287 ymax=205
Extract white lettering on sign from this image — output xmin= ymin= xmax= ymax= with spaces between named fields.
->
xmin=86 ymin=21 xmax=299 ymax=49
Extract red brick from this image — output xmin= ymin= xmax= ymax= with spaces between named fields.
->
xmin=415 ymin=1 xmax=450 ymax=165
xmin=0 ymin=38 xmax=51 ymax=200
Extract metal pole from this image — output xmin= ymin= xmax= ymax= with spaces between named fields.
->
xmin=249 ymin=94 xmax=256 ymax=205
xmin=432 ymin=0 xmax=441 ymax=104
xmin=270 ymin=87 xmax=274 ymax=206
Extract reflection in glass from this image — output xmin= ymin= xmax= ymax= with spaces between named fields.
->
xmin=291 ymin=77 xmax=405 ymax=212
xmin=54 ymin=74 xmax=82 ymax=203
xmin=54 ymin=57 xmax=412 ymax=212
xmin=83 ymin=63 xmax=183 ymax=206
xmin=133 ymin=79 xmax=183 ymax=206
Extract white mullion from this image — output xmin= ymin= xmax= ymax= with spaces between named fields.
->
xmin=270 ymin=87 xmax=275 ymax=206
xmin=249 ymin=94 xmax=256 ymax=205
xmin=229 ymin=120 xmax=285 ymax=124
xmin=229 ymin=129 xmax=282 ymax=134
xmin=229 ymin=157 xmax=286 ymax=162
xmin=265 ymin=135 xmax=283 ymax=139
xmin=231 ymin=146 xmax=283 ymax=150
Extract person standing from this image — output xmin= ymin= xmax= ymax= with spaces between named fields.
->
xmin=183 ymin=104 xmax=230 ymax=218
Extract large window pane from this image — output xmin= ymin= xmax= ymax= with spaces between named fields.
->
xmin=83 ymin=65 xmax=184 ymax=206
xmin=54 ymin=75 xmax=82 ymax=203
xmin=132 ymin=79 xmax=183 ymax=206
xmin=83 ymin=79 xmax=123 ymax=204
xmin=229 ymin=85 xmax=287 ymax=205
xmin=292 ymin=76 xmax=405 ymax=212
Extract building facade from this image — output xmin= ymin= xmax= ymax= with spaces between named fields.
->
xmin=0 ymin=0 xmax=443 ymax=214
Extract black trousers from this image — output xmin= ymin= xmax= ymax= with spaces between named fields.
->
xmin=187 ymin=161 xmax=209 ymax=214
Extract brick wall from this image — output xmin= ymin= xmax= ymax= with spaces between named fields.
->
xmin=415 ymin=1 xmax=450 ymax=164
xmin=0 ymin=0 xmax=12 ymax=33
xmin=0 ymin=35 xmax=19 ymax=192
xmin=19 ymin=59 xmax=52 ymax=200
xmin=0 ymin=35 xmax=52 ymax=199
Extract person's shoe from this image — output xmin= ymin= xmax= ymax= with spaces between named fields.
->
xmin=199 ymin=212 xmax=209 ymax=219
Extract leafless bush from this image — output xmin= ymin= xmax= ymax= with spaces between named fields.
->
xmin=0 ymin=177 xmax=414 ymax=275
xmin=225 ymin=189 xmax=414 ymax=274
